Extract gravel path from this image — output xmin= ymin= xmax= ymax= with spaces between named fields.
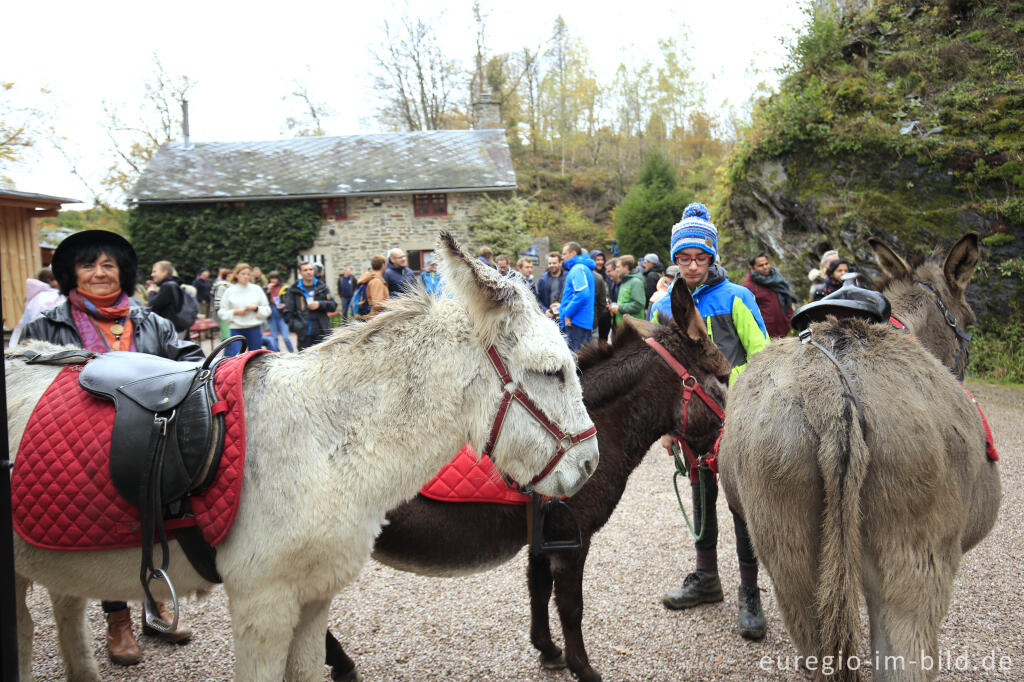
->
xmin=23 ymin=380 xmax=1024 ymax=681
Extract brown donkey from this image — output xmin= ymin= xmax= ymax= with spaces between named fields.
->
xmin=718 ymin=233 xmax=1001 ymax=681
xmin=325 ymin=281 xmax=731 ymax=682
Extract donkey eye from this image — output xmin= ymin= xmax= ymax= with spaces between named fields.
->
xmin=544 ymin=369 xmax=565 ymax=382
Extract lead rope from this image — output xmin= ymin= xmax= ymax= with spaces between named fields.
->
xmin=671 ymin=442 xmax=707 ymax=541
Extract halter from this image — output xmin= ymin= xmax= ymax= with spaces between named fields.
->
xmin=481 ymin=345 xmax=597 ymax=489
xmin=891 ymin=282 xmax=972 ymax=381
xmin=644 ymin=337 xmax=726 ymax=482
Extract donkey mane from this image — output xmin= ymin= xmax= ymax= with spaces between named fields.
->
xmin=576 ymin=321 xmax=644 ymax=372
xmin=318 ymin=284 xmax=438 ymax=351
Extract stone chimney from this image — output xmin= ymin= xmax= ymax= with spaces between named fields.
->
xmin=471 ymin=91 xmax=502 ymax=130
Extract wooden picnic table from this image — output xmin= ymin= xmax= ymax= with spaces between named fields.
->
xmin=189 ymin=317 xmax=219 ymax=353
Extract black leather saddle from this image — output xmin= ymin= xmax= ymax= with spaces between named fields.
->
xmin=791 ymin=273 xmax=892 ymax=332
xmin=79 ymin=351 xmax=224 ymax=508
xmin=19 ymin=338 xmax=248 ymax=632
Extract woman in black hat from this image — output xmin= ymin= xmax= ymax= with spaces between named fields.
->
xmin=22 ymin=230 xmax=202 ymax=360
xmin=19 ymin=229 xmax=201 ymax=665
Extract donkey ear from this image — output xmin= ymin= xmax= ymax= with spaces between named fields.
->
xmin=436 ymin=231 xmax=517 ymax=320
xmin=868 ymin=236 xmax=911 ymax=280
xmin=943 ymin=232 xmax=980 ymax=296
xmin=669 ymin=281 xmax=707 ymax=343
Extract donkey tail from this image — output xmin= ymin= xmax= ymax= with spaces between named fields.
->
xmin=805 ymin=371 xmax=871 ymax=681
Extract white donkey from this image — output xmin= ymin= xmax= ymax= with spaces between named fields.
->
xmin=6 ymin=232 xmax=599 ymax=681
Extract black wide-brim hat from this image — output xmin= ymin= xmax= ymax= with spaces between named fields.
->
xmin=50 ymin=229 xmax=136 ymax=283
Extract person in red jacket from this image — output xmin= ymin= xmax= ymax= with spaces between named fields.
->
xmin=741 ymin=253 xmax=794 ymax=339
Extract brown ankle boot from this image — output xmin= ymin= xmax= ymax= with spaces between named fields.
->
xmin=106 ymin=608 xmax=141 ymax=666
xmin=142 ymin=601 xmax=193 ymax=644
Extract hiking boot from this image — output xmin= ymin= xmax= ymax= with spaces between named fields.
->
xmin=738 ymin=585 xmax=767 ymax=640
xmin=106 ymin=608 xmax=141 ymax=666
xmin=141 ymin=601 xmax=193 ymax=644
xmin=662 ymin=570 xmax=724 ymax=610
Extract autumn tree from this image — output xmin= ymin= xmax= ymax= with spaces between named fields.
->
xmin=0 ymin=81 xmax=46 ymax=187
xmin=101 ymin=54 xmax=194 ymax=203
xmin=283 ymin=76 xmax=332 ymax=137
xmin=372 ymin=13 xmax=465 ymax=131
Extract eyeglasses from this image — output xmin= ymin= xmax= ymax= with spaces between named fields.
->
xmin=676 ymin=254 xmax=712 ymax=266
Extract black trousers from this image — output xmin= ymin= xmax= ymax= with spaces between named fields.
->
xmin=690 ymin=474 xmax=757 ymax=565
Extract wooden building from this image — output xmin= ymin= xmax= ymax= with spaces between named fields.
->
xmin=1 ymin=190 xmax=79 ymax=331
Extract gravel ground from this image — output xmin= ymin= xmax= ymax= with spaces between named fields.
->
xmin=23 ymin=379 xmax=1023 ymax=681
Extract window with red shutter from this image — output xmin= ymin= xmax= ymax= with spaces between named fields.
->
xmin=412 ymin=193 xmax=447 ymax=217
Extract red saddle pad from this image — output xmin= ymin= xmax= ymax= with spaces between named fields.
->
xmin=12 ymin=351 xmax=266 ymax=551
xmin=420 ymin=445 xmax=531 ymax=505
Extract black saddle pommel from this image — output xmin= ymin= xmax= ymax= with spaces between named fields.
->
xmin=791 ymin=274 xmax=892 ymax=332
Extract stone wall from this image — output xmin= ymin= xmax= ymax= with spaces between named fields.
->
xmin=300 ymin=190 xmax=512 ymax=281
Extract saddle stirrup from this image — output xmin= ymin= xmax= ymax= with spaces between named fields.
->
xmin=139 ymin=411 xmax=180 ymax=634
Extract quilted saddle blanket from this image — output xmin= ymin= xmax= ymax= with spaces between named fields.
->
xmin=420 ymin=445 xmax=531 ymax=505
xmin=12 ymin=351 xmax=262 ymax=551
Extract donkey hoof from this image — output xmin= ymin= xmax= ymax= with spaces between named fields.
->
xmin=539 ymin=650 xmax=567 ymax=670
xmin=332 ymin=666 xmax=362 ymax=682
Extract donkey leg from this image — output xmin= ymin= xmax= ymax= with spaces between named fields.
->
xmin=16 ymin=575 xmax=35 ymax=682
xmin=325 ymin=630 xmax=360 ymax=681
xmin=285 ymin=598 xmax=331 ymax=681
xmin=50 ymin=592 xmax=101 ymax=682
xmin=228 ymin=586 xmax=299 ymax=681
xmin=551 ymin=547 xmax=601 ymax=682
xmin=864 ymin=548 xmax=956 ymax=682
xmin=527 ymin=552 xmax=564 ymax=668
xmin=745 ymin=498 xmax=821 ymax=660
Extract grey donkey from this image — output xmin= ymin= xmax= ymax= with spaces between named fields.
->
xmin=718 ymin=233 xmax=1001 ymax=681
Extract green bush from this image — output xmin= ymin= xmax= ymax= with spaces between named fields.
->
xmin=127 ymin=200 xmax=323 ymax=279
xmin=467 ymin=196 xmax=531 ymax=258
xmin=968 ymin=323 xmax=1024 ymax=383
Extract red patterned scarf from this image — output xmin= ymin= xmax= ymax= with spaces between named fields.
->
xmin=67 ymin=289 xmax=136 ymax=353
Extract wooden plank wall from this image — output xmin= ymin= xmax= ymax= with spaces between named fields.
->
xmin=1 ymin=206 xmax=42 ymax=330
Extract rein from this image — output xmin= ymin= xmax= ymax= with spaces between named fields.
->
xmin=644 ymin=337 xmax=726 ymax=540
xmin=482 ymin=345 xmax=597 ymax=490
xmin=914 ymin=281 xmax=972 ymax=381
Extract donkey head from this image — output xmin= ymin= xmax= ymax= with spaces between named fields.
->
xmin=436 ymin=232 xmax=599 ymax=498
xmin=664 ymin=281 xmax=731 ymax=450
xmin=869 ymin=232 xmax=980 ymax=377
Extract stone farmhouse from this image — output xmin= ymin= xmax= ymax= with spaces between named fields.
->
xmin=130 ymin=128 xmax=517 ymax=277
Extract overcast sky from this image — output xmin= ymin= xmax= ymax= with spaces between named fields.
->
xmin=3 ymin=0 xmax=808 ymax=209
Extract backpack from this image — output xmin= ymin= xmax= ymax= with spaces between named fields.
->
xmin=171 ymin=284 xmax=199 ymax=332
xmin=348 ymin=282 xmax=371 ymax=318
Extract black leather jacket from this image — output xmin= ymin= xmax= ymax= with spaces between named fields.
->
xmin=21 ymin=299 xmax=204 ymax=362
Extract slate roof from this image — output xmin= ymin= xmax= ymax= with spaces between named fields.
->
xmin=130 ymin=129 xmax=516 ymax=204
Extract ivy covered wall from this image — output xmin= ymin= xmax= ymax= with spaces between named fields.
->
xmin=126 ymin=200 xmax=323 ymax=278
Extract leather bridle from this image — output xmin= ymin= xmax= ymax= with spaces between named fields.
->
xmin=481 ymin=345 xmax=598 ymax=490
xmin=891 ymin=282 xmax=972 ymax=381
xmin=644 ymin=337 xmax=726 ymax=480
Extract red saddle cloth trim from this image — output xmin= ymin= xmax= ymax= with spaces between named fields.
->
xmin=962 ymin=388 xmax=1000 ymax=462
xmin=12 ymin=351 xmax=267 ymax=551
xmin=420 ymin=445 xmax=531 ymax=505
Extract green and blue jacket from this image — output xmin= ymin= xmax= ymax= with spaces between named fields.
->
xmin=650 ymin=265 xmax=768 ymax=385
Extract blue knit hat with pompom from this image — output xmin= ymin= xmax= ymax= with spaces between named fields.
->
xmin=670 ymin=202 xmax=718 ymax=261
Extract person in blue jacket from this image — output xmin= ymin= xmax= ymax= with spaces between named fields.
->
xmin=419 ymin=254 xmax=444 ymax=296
xmin=652 ymin=202 xmax=771 ymax=642
xmin=558 ymin=241 xmax=596 ymax=352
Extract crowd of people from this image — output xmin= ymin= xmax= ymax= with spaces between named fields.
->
xmin=10 ymin=214 xmax=858 ymax=659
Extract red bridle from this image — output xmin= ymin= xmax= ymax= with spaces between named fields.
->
xmin=481 ymin=345 xmax=598 ymax=489
xmin=644 ymin=337 xmax=726 ymax=483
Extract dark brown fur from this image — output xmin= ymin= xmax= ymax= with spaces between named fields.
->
xmin=326 ymin=283 xmax=730 ymax=682
xmin=719 ymin=234 xmax=1000 ymax=682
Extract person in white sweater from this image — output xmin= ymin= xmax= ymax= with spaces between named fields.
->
xmin=218 ymin=262 xmax=271 ymax=356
